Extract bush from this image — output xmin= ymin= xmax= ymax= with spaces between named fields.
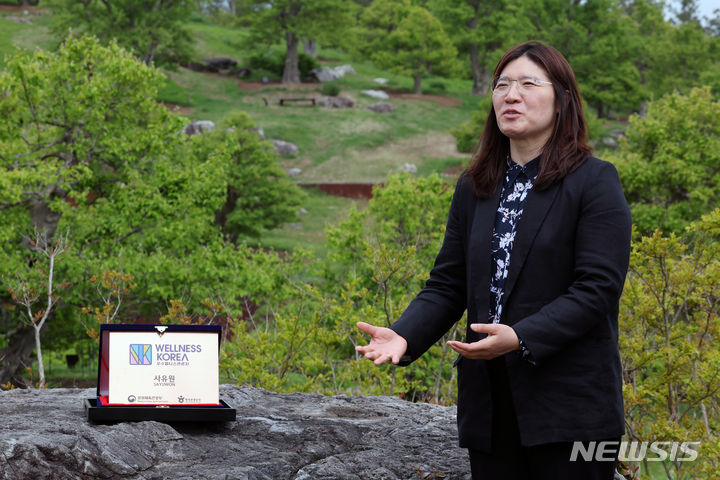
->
xmin=450 ymin=121 xmax=479 ymax=153
xmin=609 ymin=87 xmax=720 ymax=235
xmin=246 ymin=51 xmax=319 ymax=80
xmin=321 ymin=82 xmax=341 ymax=97
xmin=450 ymin=96 xmax=492 ymax=153
xmin=428 ymin=81 xmax=446 ymax=93
xmin=247 ymin=51 xmax=285 ymax=77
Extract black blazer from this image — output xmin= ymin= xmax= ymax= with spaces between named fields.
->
xmin=391 ymin=156 xmax=632 ymax=451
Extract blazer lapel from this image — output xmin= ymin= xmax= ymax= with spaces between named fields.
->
xmin=501 ymin=181 xmax=561 ymax=308
xmin=467 ymin=185 xmax=501 ymax=336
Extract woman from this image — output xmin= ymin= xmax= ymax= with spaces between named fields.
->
xmin=356 ymin=41 xmax=631 ymax=479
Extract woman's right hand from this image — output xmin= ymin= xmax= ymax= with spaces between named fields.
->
xmin=355 ymin=321 xmax=408 ymax=365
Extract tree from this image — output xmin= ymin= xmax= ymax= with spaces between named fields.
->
xmin=507 ymin=0 xmax=644 ymax=117
xmin=671 ymin=0 xmax=701 ymax=25
xmin=370 ymin=5 xmax=461 ymax=94
xmin=321 ymin=173 xmax=461 ymax=402
xmin=240 ymin=0 xmax=355 ymax=83
xmin=194 ymin=112 xmax=304 ymax=240
xmin=622 ymin=0 xmax=713 ymax=104
xmin=429 ymin=0 xmax=513 ymax=95
xmin=352 ymin=0 xmax=412 ymax=60
xmin=221 ymin=173 xmax=464 ymax=404
xmin=48 ymin=0 xmax=199 ymax=67
xmin=609 ymin=87 xmax=720 ymax=235
xmin=620 ymin=211 xmax=720 ymax=479
xmin=0 ymin=36 xmax=301 ymax=387
xmin=7 ymin=231 xmax=70 ymax=388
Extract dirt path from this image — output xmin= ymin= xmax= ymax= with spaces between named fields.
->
xmin=0 ymin=5 xmax=42 ymax=14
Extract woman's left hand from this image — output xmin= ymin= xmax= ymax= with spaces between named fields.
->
xmin=447 ymin=323 xmax=521 ymax=360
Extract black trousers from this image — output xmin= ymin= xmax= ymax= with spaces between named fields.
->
xmin=468 ymin=358 xmax=618 ymax=480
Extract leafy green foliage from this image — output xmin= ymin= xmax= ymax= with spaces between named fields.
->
xmin=320 ymin=82 xmax=341 ymax=97
xmin=352 ymin=0 xmax=412 ymax=58
xmin=450 ymin=95 xmax=492 ymax=152
xmin=610 ymin=87 xmax=720 ymax=235
xmin=620 ymin=212 xmax=720 ymax=479
xmin=428 ymin=0 xmax=515 ymax=94
xmin=222 ymin=173 xmax=462 ymax=403
xmin=48 ymin=0 xmax=199 ymax=67
xmin=239 ymin=0 xmax=355 ymax=82
xmin=0 ymin=35 xmax=302 ymax=384
xmin=246 ymin=50 xmax=318 ymax=79
xmin=200 ymin=112 xmax=305 ymax=239
xmin=357 ymin=3 xmax=461 ymax=94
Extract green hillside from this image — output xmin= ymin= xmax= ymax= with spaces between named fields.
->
xmin=1 ymin=6 xmax=474 ymax=184
xmin=0 ymin=5 xmax=476 ymax=251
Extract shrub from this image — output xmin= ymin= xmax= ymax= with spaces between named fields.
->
xmin=247 ymin=51 xmax=285 ymax=77
xmin=450 ymin=95 xmax=492 ymax=153
xmin=246 ymin=51 xmax=318 ymax=80
xmin=321 ymin=82 xmax=341 ymax=97
xmin=298 ymin=52 xmax=319 ymax=79
xmin=609 ymin=87 xmax=720 ymax=235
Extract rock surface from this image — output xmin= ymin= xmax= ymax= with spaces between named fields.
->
xmin=361 ymin=89 xmax=390 ymax=100
xmin=271 ymin=140 xmax=299 ymax=156
xmin=0 ymin=385 xmax=470 ymax=480
xmin=367 ymin=102 xmax=395 ymax=114
xmin=311 ymin=65 xmax=356 ymax=82
xmin=316 ymin=95 xmax=355 ymax=109
xmin=183 ymin=120 xmax=216 ymax=135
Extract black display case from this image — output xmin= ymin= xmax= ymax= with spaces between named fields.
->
xmin=85 ymin=324 xmax=236 ymax=423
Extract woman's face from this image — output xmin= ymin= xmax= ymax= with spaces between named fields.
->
xmin=492 ymin=56 xmax=557 ymax=149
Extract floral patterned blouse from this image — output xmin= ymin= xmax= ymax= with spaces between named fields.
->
xmin=489 ymin=156 xmax=539 ymax=360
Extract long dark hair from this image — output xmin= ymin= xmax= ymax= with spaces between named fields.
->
xmin=464 ymin=41 xmax=591 ymax=198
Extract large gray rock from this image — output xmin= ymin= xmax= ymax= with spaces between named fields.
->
xmin=361 ymin=89 xmax=390 ymax=100
xmin=311 ymin=67 xmax=340 ymax=82
xmin=271 ymin=139 xmax=299 ymax=156
xmin=367 ymin=102 xmax=395 ymax=114
xmin=333 ymin=65 xmax=356 ymax=77
xmin=316 ymin=95 xmax=355 ymax=109
xmin=183 ymin=120 xmax=216 ymax=135
xmin=0 ymin=385 xmax=470 ymax=480
xmin=311 ymin=65 xmax=357 ymax=83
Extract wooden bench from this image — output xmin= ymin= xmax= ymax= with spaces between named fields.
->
xmin=279 ymin=98 xmax=316 ymax=106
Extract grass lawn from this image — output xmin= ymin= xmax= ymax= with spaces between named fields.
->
xmin=0 ymin=6 xmax=55 ymax=63
xmin=239 ymin=187 xmax=366 ymax=255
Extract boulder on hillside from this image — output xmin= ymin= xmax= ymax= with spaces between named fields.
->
xmin=367 ymin=102 xmax=395 ymax=114
xmin=312 ymin=67 xmax=340 ymax=82
xmin=271 ymin=139 xmax=299 ymax=156
xmin=317 ymin=95 xmax=355 ymax=109
xmin=334 ymin=65 xmax=356 ymax=77
xmin=311 ymin=65 xmax=357 ymax=83
xmin=361 ymin=89 xmax=390 ymax=100
xmin=202 ymin=57 xmax=239 ymax=74
xmin=183 ymin=120 xmax=216 ymax=135
xmin=6 ymin=16 xmax=32 ymax=24
xmin=396 ymin=163 xmax=418 ymax=174
xmin=0 ymin=385 xmax=471 ymax=480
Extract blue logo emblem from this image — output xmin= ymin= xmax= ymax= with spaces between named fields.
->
xmin=130 ymin=344 xmax=152 ymax=365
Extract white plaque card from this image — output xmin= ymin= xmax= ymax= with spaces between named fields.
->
xmin=107 ymin=330 xmax=219 ymax=405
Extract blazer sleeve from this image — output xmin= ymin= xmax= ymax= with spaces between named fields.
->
xmin=390 ymin=176 xmax=470 ymax=363
xmin=511 ymin=160 xmax=632 ymax=364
